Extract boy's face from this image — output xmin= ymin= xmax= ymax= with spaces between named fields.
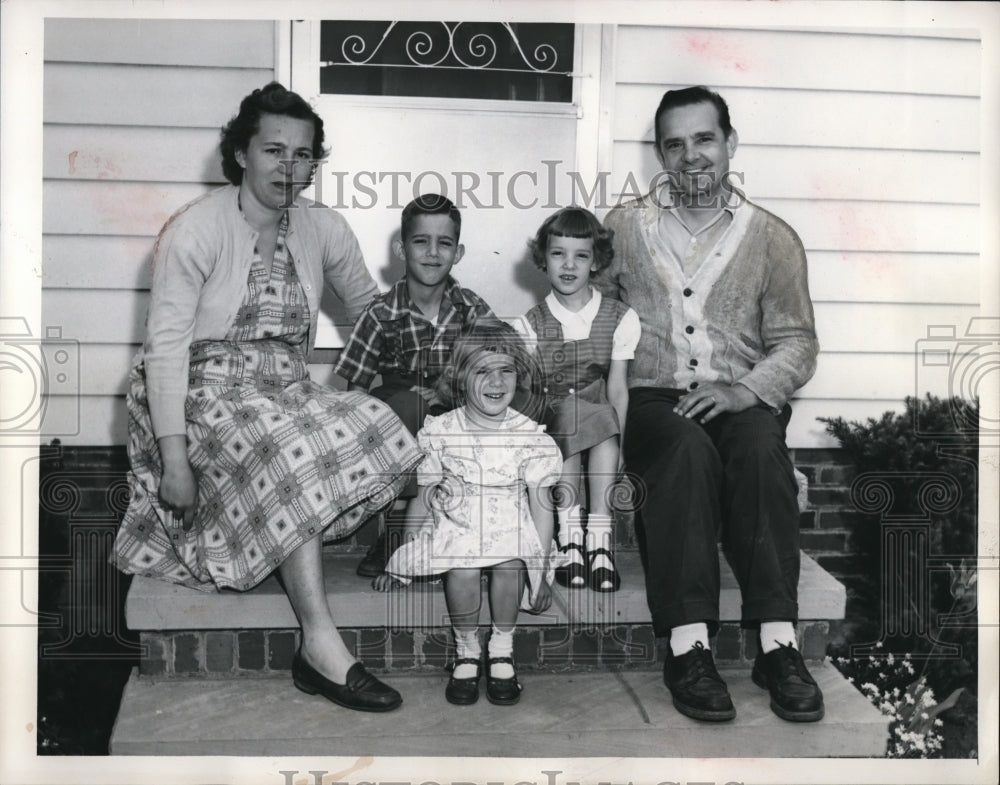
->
xmin=394 ymin=213 xmax=464 ymax=290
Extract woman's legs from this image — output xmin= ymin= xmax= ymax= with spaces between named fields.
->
xmin=279 ymin=534 xmax=355 ymax=684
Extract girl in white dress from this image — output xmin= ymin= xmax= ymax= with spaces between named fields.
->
xmin=383 ymin=321 xmax=563 ymax=706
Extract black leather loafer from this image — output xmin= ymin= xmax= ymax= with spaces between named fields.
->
xmin=663 ymin=641 xmax=736 ymax=722
xmin=445 ymin=658 xmax=482 ymax=705
xmin=292 ymin=651 xmax=402 ymax=712
xmin=751 ymin=642 xmax=825 ymax=722
xmin=485 ymin=656 xmax=522 ymax=705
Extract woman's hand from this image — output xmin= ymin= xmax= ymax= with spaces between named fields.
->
xmin=673 ymin=382 xmax=760 ymax=424
xmin=157 ymin=435 xmax=198 ymax=531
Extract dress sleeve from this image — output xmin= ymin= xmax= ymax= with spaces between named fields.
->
xmin=318 ymin=208 xmax=379 ymax=323
xmin=521 ymin=434 xmax=563 ymax=489
xmin=415 ymin=418 xmax=445 ymax=486
xmin=143 ymin=209 xmax=213 ymax=438
xmin=610 ymin=307 xmax=641 ymax=361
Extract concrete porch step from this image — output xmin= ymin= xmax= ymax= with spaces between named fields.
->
xmin=109 ymin=662 xmax=887 ymax=757
xmin=125 ymin=549 xmax=845 ymax=631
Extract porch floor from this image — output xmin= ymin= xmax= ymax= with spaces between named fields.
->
xmin=110 ymin=662 xmax=886 ymax=757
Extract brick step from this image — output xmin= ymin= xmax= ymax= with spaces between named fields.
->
xmin=109 ymin=662 xmax=887 ymax=757
xmin=126 ymin=550 xmax=846 ymax=676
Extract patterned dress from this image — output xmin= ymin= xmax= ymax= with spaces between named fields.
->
xmin=113 ymin=216 xmax=423 ymax=591
xmin=385 ymin=407 xmax=564 ymax=607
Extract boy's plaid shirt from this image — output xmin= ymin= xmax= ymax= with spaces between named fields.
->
xmin=332 ymin=276 xmax=495 ymax=389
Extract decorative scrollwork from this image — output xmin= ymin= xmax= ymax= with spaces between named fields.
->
xmin=326 ymin=21 xmax=569 ymax=75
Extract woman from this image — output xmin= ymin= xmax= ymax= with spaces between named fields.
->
xmin=113 ymin=83 xmax=423 ymax=712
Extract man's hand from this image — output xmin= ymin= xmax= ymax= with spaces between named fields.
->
xmin=674 ymin=382 xmax=760 ymax=424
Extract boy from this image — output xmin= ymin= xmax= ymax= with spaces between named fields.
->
xmin=333 ymin=194 xmax=496 ymax=577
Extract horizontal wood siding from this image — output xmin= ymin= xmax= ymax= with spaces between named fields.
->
xmin=610 ymin=25 xmax=982 ymax=447
xmin=42 ymin=18 xmax=276 ymax=444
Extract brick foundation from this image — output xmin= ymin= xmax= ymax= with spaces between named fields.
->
xmin=137 ymin=620 xmax=834 ymax=678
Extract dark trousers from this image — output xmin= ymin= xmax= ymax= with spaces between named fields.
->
xmin=624 ymin=387 xmax=800 ymax=636
xmin=370 ymin=379 xmax=446 ymax=499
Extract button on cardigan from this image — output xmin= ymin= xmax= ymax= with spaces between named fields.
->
xmin=598 ymin=187 xmax=819 ymax=410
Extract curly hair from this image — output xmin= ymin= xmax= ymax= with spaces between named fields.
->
xmin=219 ymin=82 xmax=327 ymax=186
xmin=529 ymin=206 xmax=615 ymax=273
xmin=435 ymin=319 xmax=544 ymax=421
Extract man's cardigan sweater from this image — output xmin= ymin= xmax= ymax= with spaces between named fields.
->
xmin=598 ymin=188 xmax=819 ymax=411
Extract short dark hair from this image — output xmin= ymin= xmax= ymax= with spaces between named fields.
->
xmin=653 ymin=86 xmax=733 ymax=152
xmin=400 ymin=194 xmax=462 ymax=242
xmin=529 ymin=206 xmax=615 ymax=272
xmin=219 ymin=82 xmax=327 ymax=186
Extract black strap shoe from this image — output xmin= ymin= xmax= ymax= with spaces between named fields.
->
xmin=752 ymin=642 xmax=825 ymax=722
xmin=554 ymin=542 xmax=588 ymax=589
xmin=663 ymin=641 xmax=736 ymax=722
xmin=485 ymin=656 xmax=522 ymax=705
xmin=292 ymin=651 xmax=402 ymax=712
xmin=445 ymin=658 xmax=482 ymax=705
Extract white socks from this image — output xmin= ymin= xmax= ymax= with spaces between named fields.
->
xmin=669 ymin=622 xmax=710 ymax=656
xmin=452 ymin=628 xmax=481 ymax=679
xmin=488 ymin=625 xmax=515 ymax=679
xmin=585 ymin=513 xmax=614 ymax=587
xmin=557 ymin=505 xmax=585 ymax=548
xmin=668 ymin=622 xmax=798 ymax=655
xmin=759 ymin=621 xmax=797 ymax=653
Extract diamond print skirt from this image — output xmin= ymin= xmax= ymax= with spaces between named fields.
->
xmin=112 ymin=343 xmax=423 ymax=592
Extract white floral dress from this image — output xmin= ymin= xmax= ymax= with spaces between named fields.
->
xmin=386 ymin=407 xmax=563 ymax=607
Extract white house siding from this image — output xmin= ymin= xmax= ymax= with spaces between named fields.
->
xmin=42 ymin=20 xmax=982 ymax=448
xmin=42 ymin=18 xmax=277 ymax=444
xmin=605 ymin=26 xmax=981 ymax=447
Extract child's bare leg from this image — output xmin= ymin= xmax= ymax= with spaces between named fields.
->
xmin=444 ymin=567 xmax=483 ymax=678
xmin=585 ymin=436 xmax=621 ymax=592
xmin=486 ymin=560 xmax=524 ymax=679
xmin=555 ymin=454 xmax=586 ymax=588
xmin=586 ymin=435 xmax=619 ymax=516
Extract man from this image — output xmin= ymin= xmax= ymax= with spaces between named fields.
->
xmin=598 ymin=86 xmax=823 ymax=722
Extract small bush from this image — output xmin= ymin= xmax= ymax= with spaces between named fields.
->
xmin=820 ymin=395 xmax=978 ymax=758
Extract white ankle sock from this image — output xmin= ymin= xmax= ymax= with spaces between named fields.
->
xmin=585 ymin=514 xmax=615 ymax=589
xmin=453 ymin=628 xmax=481 ymax=678
xmin=557 ymin=505 xmax=585 ymax=549
xmin=759 ymin=621 xmax=797 ymax=653
xmin=488 ymin=626 xmax=515 ymax=679
xmin=669 ymin=622 xmax=709 ymax=656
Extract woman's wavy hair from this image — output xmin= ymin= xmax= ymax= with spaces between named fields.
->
xmin=219 ymin=82 xmax=328 ymax=186
xmin=436 ymin=319 xmax=545 ymax=421
xmin=529 ymin=206 xmax=615 ymax=272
